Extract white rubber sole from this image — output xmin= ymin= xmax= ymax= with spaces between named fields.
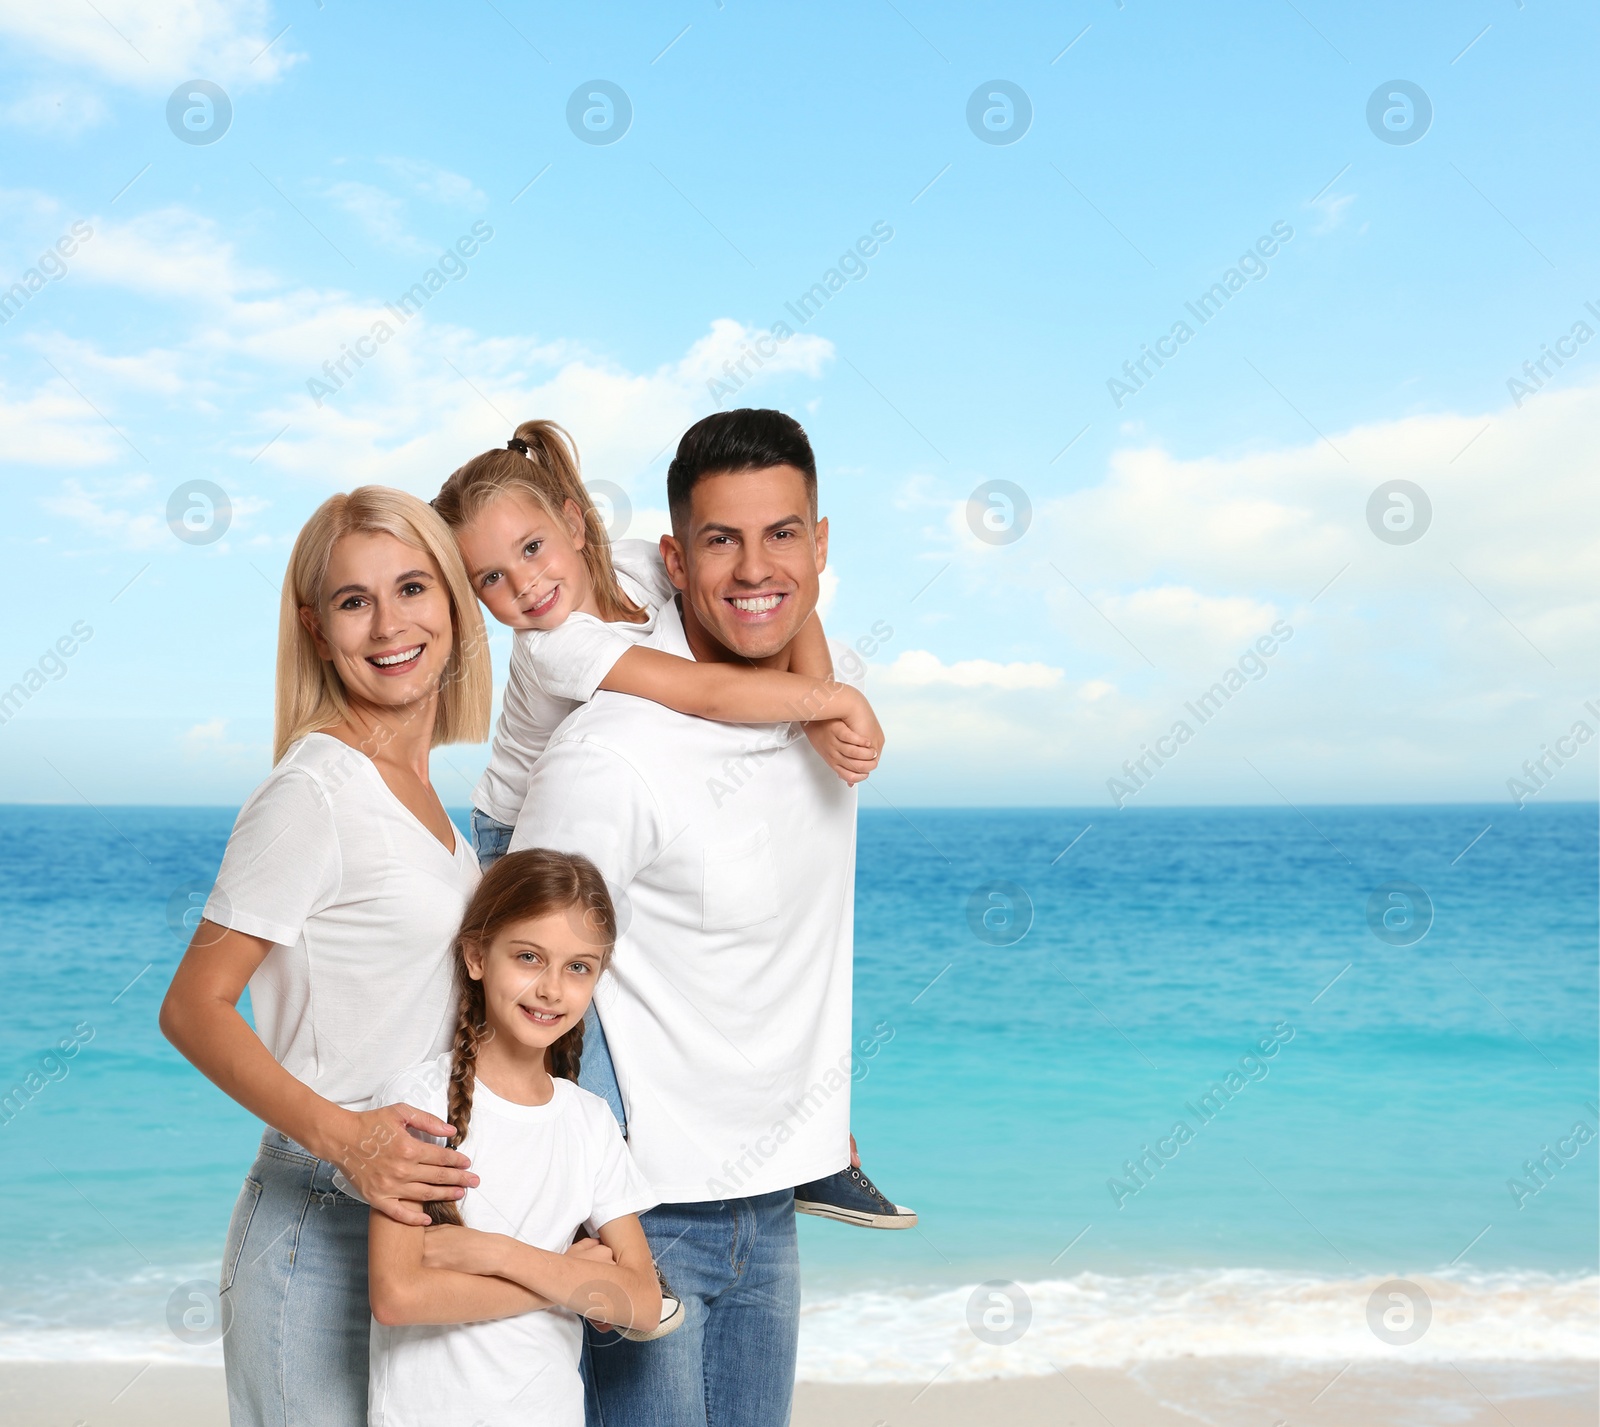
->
xmin=794 ymin=1201 xmax=919 ymax=1230
xmin=619 ymin=1295 xmax=685 ymax=1342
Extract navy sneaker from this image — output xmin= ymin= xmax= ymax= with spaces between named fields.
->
xmin=794 ymin=1165 xmax=917 ymax=1229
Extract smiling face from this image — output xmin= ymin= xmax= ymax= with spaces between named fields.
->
xmin=464 ymin=908 xmax=606 ymax=1058
xmin=454 ymin=489 xmax=593 ymax=631
xmin=300 ymin=530 xmax=454 ymax=713
xmin=662 ymin=464 xmax=828 ymax=663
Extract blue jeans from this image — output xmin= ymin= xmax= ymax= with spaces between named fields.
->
xmin=473 ymin=808 xmax=628 ymax=1135
xmin=221 ymin=1130 xmax=370 ymax=1427
xmin=469 ymin=806 xmax=514 ymax=869
xmin=583 ymin=1191 xmax=800 ymax=1427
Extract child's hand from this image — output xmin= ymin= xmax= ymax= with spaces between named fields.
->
xmin=421 ymin=1223 xmax=509 ymax=1277
xmin=805 ymin=690 xmax=884 ymax=785
xmin=804 ymin=719 xmax=878 ymax=784
xmin=566 ymin=1237 xmax=620 ymax=1330
xmin=565 ymin=1236 xmax=616 ymax=1265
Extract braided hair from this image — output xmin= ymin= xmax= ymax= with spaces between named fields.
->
xmin=424 ymin=848 xmax=617 ymax=1227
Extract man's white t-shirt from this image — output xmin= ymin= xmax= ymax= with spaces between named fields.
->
xmin=473 ymin=540 xmax=676 ymax=826
xmin=510 ymin=599 xmax=857 ymax=1203
xmin=205 ymin=733 xmax=480 ymax=1110
xmin=368 ymin=1057 xmax=656 ymax=1427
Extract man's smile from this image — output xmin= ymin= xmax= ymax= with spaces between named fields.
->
xmin=726 ymin=591 xmax=789 ymax=619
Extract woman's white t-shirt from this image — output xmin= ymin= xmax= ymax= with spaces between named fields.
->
xmin=204 ymin=733 xmax=481 ymax=1111
xmin=368 ymin=1057 xmax=657 ymax=1427
xmin=473 ymin=540 xmax=676 ymax=827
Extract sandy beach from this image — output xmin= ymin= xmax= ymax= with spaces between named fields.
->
xmin=2 ymin=1359 xmax=1593 ymax=1427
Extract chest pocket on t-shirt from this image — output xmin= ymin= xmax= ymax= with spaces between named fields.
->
xmin=701 ymin=825 xmax=780 ymax=931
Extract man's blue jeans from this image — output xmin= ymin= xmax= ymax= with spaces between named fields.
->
xmin=584 ymin=1190 xmax=800 ymax=1426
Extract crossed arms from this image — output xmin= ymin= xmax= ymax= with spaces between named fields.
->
xmin=368 ymin=1212 xmax=661 ymax=1332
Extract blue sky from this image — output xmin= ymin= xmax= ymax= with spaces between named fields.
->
xmin=0 ymin=0 xmax=1595 ymax=808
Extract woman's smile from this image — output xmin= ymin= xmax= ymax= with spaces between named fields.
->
xmin=366 ymin=643 xmax=425 ymax=674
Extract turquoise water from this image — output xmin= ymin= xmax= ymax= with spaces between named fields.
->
xmin=1 ymin=803 xmax=1595 ymax=1367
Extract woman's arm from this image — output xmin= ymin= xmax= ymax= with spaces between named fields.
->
xmin=420 ymin=1217 xmax=662 ymax=1332
xmin=159 ymin=922 xmax=477 ymax=1226
xmin=368 ymin=1211 xmax=551 ymax=1326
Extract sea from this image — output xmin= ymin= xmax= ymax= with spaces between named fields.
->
xmin=1 ymin=802 xmax=1595 ymax=1380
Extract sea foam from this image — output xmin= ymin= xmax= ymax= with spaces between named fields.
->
xmin=795 ymin=1268 xmax=1600 ymax=1381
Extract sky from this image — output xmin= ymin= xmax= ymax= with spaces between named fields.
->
xmin=0 ymin=0 xmax=1595 ymax=809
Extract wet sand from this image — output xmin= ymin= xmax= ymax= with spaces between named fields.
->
xmin=2 ymin=1358 xmax=1594 ymax=1427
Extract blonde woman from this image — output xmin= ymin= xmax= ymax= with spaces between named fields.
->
xmin=161 ymin=487 xmax=492 ymax=1427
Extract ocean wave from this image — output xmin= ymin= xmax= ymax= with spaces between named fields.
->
xmin=4 ymin=1265 xmax=1594 ymax=1379
xmin=795 ymin=1268 xmax=1600 ymax=1382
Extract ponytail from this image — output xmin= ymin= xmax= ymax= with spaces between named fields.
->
xmin=434 ymin=420 xmax=642 ymax=624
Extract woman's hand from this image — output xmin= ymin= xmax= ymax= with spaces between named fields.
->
xmin=420 ymin=1223 xmax=511 ymax=1277
xmin=332 ymin=1102 xmax=479 ymax=1227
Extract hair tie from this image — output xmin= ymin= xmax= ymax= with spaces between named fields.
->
xmin=506 ymin=437 xmax=530 ymax=455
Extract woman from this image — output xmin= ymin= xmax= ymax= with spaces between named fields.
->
xmin=160 ymin=486 xmax=493 ymax=1426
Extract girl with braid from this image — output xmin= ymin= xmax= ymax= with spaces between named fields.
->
xmin=366 ymin=849 xmax=672 ymax=1427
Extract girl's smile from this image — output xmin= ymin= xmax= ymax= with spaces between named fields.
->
xmin=524 ymin=583 xmax=563 ymax=622
xmin=455 ymin=490 xmax=595 ymax=633
xmin=464 ymin=908 xmax=606 ymax=1099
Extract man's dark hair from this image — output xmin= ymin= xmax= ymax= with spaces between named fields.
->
xmin=666 ymin=408 xmax=817 ymax=532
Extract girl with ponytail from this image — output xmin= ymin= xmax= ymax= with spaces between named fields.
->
xmin=366 ymin=848 xmax=674 ymax=1427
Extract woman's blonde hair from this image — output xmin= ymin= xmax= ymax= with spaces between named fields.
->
xmin=433 ymin=419 xmax=641 ymax=624
xmin=274 ymin=485 xmax=491 ymax=763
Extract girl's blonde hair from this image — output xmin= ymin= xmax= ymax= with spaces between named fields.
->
xmin=425 ymin=848 xmax=619 ymax=1227
xmin=274 ymin=485 xmax=491 ymax=763
xmin=433 ymin=419 xmax=641 ymax=623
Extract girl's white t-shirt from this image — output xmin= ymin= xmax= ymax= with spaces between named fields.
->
xmin=204 ymin=733 xmax=480 ymax=1110
xmin=368 ymin=1057 xmax=657 ymax=1427
xmin=473 ymin=540 xmax=676 ymax=826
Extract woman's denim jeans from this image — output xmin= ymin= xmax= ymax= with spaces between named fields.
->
xmin=221 ymin=1129 xmax=371 ymax=1427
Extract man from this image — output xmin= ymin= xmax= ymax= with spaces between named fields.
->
xmin=511 ymin=408 xmax=858 ymax=1425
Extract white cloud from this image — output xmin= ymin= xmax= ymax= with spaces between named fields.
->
xmin=325 ymin=181 xmax=424 ymax=254
xmin=0 ymin=0 xmax=302 ymax=89
xmin=10 ymin=200 xmax=838 ymax=503
xmin=39 ymin=475 xmax=165 ymax=546
xmin=40 ymin=475 xmax=270 ymax=551
xmin=817 ymin=566 xmax=839 ymax=620
xmin=379 ymin=158 xmax=486 ymax=209
xmin=1309 ymin=190 xmax=1356 ymax=235
xmin=878 ymin=649 xmax=1064 ymax=690
xmin=2 ymin=86 xmax=109 ymax=135
xmin=874 ymin=377 xmax=1600 ymax=803
xmin=0 ymin=384 xmax=123 ymax=465
xmin=253 ymin=316 xmax=835 ymax=501
xmin=182 ymin=716 xmax=268 ymax=765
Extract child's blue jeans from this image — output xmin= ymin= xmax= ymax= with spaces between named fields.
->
xmin=470 ymin=808 xmax=628 ymax=1135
